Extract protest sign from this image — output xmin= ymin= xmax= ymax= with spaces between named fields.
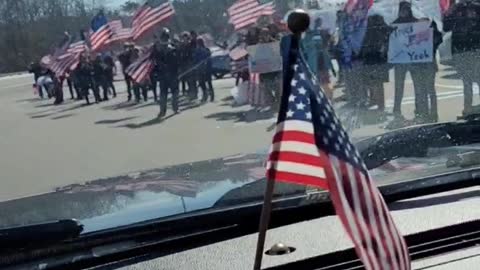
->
xmin=247 ymin=42 xmax=282 ymax=74
xmin=229 ymin=47 xmax=248 ymax=61
xmin=388 ymin=21 xmax=433 ymax=64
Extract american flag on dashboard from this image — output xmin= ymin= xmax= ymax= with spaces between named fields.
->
xmin=90 ymin=15 xmax=113 ymax=51
xmin=266 ymin=55 xmax=411 ymax=270
xmin=125 ymin=49 xmax=154 ymax=84
xmin=227 ymin=0 xmax=275 ymax=30
xmin=132 ymin=1 xmax=175 ymax=40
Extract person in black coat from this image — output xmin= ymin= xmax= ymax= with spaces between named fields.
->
xmin=194 ymin=38 xmax=214 ymax=102
xmin=443 ymin=1 xmax=480 ymax=114
xmin=103 ymin=55 xmax=117 ymax=98
xmin=178 ymin=32 xmax=192 ymax=96
xmin=118 ymin=43 xmax=134 ymax=101
xmin=358 ymin=15 xmax=394 ymax=115
xmin=128 ymin=48 xmax=143 ymax=102
xmin=77 ymin=55 xmax=100 ymax=105
xmin=92 ymin=54 xmax=109 ymax=101
xmin=69 ymin=68 xmax=83 ymax=100
xmin=152 ymin=28 xmax=180 ymax=118
xmin=185 ymin=31 xmax=199 ymax=100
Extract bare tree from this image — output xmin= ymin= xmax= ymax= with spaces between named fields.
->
xmin=0 ymin=0 xmax=288 ymax=73
xmin=0 ymin=0 xmax=98 ymax=72
xmin=120 ymin=0 xmax=141 ymax=15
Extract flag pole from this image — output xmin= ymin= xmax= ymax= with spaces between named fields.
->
xmin=252 ymin=10 xmax=310 ymax=270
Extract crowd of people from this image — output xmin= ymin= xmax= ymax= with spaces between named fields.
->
xmin=335 ymin=1 xmax=443 ymax=128
xmin=27 ymin=1 xmax=480 ymax=126
xmin=334 ymin=0 xmax=480 ymax=128
xmin=28 ymin=29 xmax=215 ymax=118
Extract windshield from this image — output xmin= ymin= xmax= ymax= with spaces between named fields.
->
xmin=1 ymin=0 xmax=479 ymax=234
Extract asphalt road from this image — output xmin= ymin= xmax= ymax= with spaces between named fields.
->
xmin=0 ymin=65 xmax=477 ymax=202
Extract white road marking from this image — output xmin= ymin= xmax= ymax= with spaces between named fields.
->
xmin=385 ymin=86 xmax=479 ymax=108
xmin=235 ymin=86 xmax=473 ymax=127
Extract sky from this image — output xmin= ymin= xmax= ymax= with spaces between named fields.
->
xmin=105 ymin=0 xmax=134 ymax=8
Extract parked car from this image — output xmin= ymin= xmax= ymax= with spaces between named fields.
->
xmin=210 ymin=47 xmax=231 ymax=79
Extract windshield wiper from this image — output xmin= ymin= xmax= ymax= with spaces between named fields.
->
xmin=458 ymin=111 xmax=480 ymax=121
xmin=0 ymin=219 xmax=83 ymax=250
xmin=356 ymin=119 xmax=480 ymax=170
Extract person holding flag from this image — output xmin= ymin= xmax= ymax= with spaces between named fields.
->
xmin=356 ymin=14 xmax=394 ymax=116
xmin=194 ymin=38 xmax=215 ymax=102
xmin=338 ymin=0 xmax=371 ymax=107
xmin=103 ymin=54 xmax=117 ymax=98
xmin=92 ymin=54 xmax=110 ymax=101
xmin=119 ymin=43 xmax=135 ymax=101
xmin=388 ymin=1 xmax=442 ymax=128
xmin=152 ymin=28 xmax=180 ymax=118
xmin=77 ymin=54 xmax=101 ymax=105
xmin=90 ymin=10 xmax=112 ymax=52
xmin=124 ymin=45 xmax=156 ymax=102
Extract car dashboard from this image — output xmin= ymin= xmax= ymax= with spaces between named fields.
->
xmin=107 ymin=186 xmax=480 ymax=270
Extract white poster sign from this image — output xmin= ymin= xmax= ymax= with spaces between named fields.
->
xmin=247 ymin=42 xmax=282 ymax=74
xmin=388 ymin=21 xmax=433 ymax=64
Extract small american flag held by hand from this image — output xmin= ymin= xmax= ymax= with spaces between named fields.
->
xmin=125 ymin=49 xmax=154 ymax=84
xmin=266 ymin=55 xmax=411 ymax=270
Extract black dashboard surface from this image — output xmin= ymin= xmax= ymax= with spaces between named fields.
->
xmin=112 ymin=186 xmax=480 ymax=270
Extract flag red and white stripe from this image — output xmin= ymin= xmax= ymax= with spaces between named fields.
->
xmin=67 ymin=40 xmax=87 ymax=54
xmin=50 ymin=52 xmax=80 ymax=77
xmin=132 ymin=1 xmax=175 ymax=40
xmin=109 ymin=20 xmax=123 ymax=32
xmin=231 ymin=59 xmax=248 ymax=73
xmin=344 ymin=0 xmax=373 ymax=14
xmin=90 ymin=24 xmax=112 ymax=51
xmin=247 ymin=73 xmax=271 ymax=107
xmin=327 ymin=157 xmax=410 ymax=270
xmin=267 ymin=120 xmax=330 ymax=188
xmin=48 ymin=40 xmax=87 ymax=77
xmin=439 ymin=0 xmax=450 ymax=14
xmin=111 ymin=28 xmax=133 ymax=43
xmin=228 ymin=0 xmax=275 ymax=30
xmin=267 ymin=56 xmax=411 ymax=270
xmin=125 ymin=50 xmax=154 ymax=84
xmin=108 ymin=20 xmax=133 ymax=43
